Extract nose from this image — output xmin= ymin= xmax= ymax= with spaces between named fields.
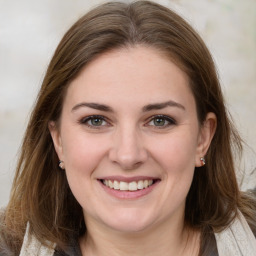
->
xmin=108 ymin=126 xmax=148 ymax=170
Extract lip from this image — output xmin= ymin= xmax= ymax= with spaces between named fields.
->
xmin=97 ymin=177 xmax=161 ymax=200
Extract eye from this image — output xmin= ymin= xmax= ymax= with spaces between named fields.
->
xmin=146 ymin=115 xmax=176 ymax=128
xmin=79 ymin=115 xmax=109 ymax=128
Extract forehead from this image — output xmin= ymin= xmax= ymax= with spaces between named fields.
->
xmin=64 ymin=46 xmax=195 ymax=110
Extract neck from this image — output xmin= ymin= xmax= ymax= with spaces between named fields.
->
xmin=79 ymin=217 xmax=200 ymax=256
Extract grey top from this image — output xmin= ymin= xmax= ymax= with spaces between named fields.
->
xmin=53 ymin=232 xmax=219 ymax=256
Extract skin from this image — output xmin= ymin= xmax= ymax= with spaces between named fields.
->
xmin=49 ymin=45 xmax=216 ymax=256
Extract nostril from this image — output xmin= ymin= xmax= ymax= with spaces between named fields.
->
xmin=108 ymin=134 xmax=148 ymax=169
xmin=110 ymin=152 xmax=145 ymax=170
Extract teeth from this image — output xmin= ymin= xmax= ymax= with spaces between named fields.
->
xmin=102 ymin=179 xmax=154 ymax=191
xmin=109 ymin=180 xmax=114 ymax=188
xmin=128 ymin=181 xmax=137 ymax=191
xmin=114 ymin=180 xmax=119 ymax=190
xmin=103 ymin=180 xmax=109 ymax=186
xmin=120 ymin=181 xmax=129 ymax=191
xmin=137 ymin=180 xmax=144 ymax=189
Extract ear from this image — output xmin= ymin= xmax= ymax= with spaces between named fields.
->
xmin=195 ymin=112 xmax=217 ymax=167
xmin=48 ymin=121 xmax=64 ymax=161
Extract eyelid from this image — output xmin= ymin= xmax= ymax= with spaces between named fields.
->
xmin=79 ymin=115 xmax=111 ymax=128
xmin=145 ymin=114 xmax=177 ymax=128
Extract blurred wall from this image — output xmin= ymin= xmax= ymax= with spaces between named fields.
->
xmin=0 ymin=0 xmax=255 ymax=207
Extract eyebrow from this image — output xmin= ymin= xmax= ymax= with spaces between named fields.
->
xmin=71 ymin=100 xmax=185 ymax=113
xmin=142 ymin=100 xmax=185 ymax=112
xmin=71 ymin=102 xmax=114 ymax=112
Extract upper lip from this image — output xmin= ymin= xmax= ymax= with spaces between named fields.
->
xmin=97 ymin=176 xmax=160 ymax=183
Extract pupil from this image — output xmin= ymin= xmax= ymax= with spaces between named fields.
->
xmin=154 ymin=118 xmax=165 ymax=126
xmin=92 ymin=118 xmax=102 ymax=126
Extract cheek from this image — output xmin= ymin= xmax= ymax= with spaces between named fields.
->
xmin=150 ymin=132 xmax=198 ymax=172
xmin=145 ymin=133 xmax=198 ymax=219
xmin=62 ymin=133 xmax=110 ymax=207
xmin=61 ymin=130 xmax=109 ymax=177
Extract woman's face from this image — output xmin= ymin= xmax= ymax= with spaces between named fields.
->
xmin=50 ymin=46 xmax=215 ymax=233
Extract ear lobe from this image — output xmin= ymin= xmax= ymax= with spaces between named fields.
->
xmin=48 ymin=121 xmax=64 ymax=160
xmin=195 ymin=112 xmax=217 ymax=167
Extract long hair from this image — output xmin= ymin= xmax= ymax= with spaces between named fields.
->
xmin=3 ymin=1 xmax=256 ymax=254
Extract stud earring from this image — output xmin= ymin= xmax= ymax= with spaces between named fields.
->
xmin=59 ymin=160 xmax=65 ymax=170
xmin=200 ymin=157 xmax=206 ymax=166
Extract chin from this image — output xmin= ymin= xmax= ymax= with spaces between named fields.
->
xmin=99 ymin=209 xmax=157 ymax=233
xmin=108 ymin=221 xmax=151 ymax=233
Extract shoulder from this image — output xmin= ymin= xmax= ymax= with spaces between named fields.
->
xmin=215 ymin=208 xmax=256 ymax=255
xmin=54 ymin=235 xmax=82 ymax=256
xmin=0 ymin=208 xmax=16 ymax=256
xmin=200 ymin=226 xmax=219 ymax=256
xmin=244 ymin=188 xmax=256 ymax=237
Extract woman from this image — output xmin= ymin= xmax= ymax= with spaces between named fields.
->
xmin=1 ymin=1 xmax=255 ymax=255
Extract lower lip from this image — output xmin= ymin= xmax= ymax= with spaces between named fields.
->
xmin=98 ymin=180 xmax=160 ymax=199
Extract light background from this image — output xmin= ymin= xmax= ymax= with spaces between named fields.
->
xmin=0 ymin=0 xmax=255 ymax=207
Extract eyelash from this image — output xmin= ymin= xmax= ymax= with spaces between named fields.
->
xmin=79 ymin=114 xmax=176 ymax=129
xmin=146 ymin=115 xmax=176 ymax=129
xmin=79 ymin=115 xmax=110 ymax=129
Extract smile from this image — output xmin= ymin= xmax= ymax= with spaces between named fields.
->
xmin=101 ymin=179 xmax=154 ymax=191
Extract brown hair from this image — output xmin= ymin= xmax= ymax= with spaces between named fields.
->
xmin=3 ymin=1 xmax=256 ymax=254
